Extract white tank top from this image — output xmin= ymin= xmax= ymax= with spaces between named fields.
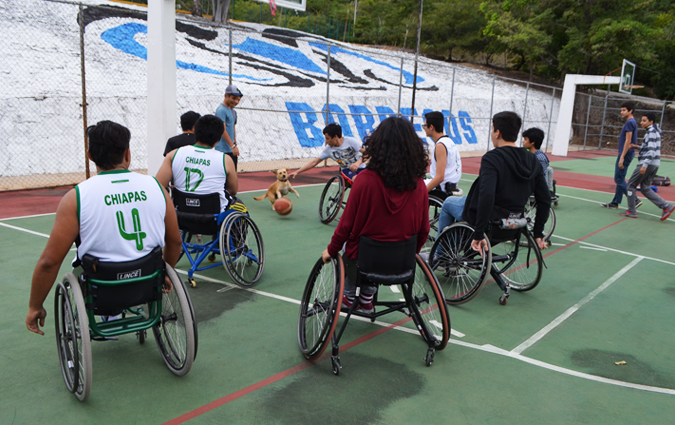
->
xmin=429 ymin=136 xmax=462 ymax=191
xmin=172 ymin=145 xmax=229 ymax=210
xmin=76 ymin=170 xmax=167 ymax=262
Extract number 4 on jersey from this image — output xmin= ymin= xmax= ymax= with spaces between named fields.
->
xmin=116 ymin=208 xmax=147 ymax=251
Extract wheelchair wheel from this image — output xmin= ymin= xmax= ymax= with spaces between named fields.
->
xmin=220 ymin=213 xmax=265 ymax=287
xmin=492 ymin=230 xmax=543 ymax=292
xmin=405 ymin=256 xmax=450 ymax=351
xmin=429 ymin=223 xmax=492 ymax=305
xmin=422 ymin=195 xmax=444 ymax=255
xmin=54 ymin=274 xmax=92 ymax=402
xmin=153 ymin=265 xmax=196 ymax=376
xmin=298 ymin=256 xmax=344 ymax=361
xmin=319 ymin=175 xmax=345 ymax=224
xmin=524 ymin=201 xmax=555 ymax=243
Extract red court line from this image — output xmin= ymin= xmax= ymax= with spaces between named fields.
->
xmin=162 ymin=315 xmax=414 ymax=425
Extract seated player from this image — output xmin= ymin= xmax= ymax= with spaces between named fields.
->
xmin=26 ymin=121 xmax=182 ymax=335
xmin=436 ymin=112 xmax=550 ymax=254
xmin=156 ymin=114 xmax=238 ymax=211
xmin=522 ymin=127 xmax=557 ymax=198
xmin=321 ymin=117 xmax=429 ymax=313
xmin=289 ymin=123 xmax=365 ymax=183
xmin=423 ymin=111 xmax=462 ymax=196
xmin=163 ymin=111 xmax=201 ymax=156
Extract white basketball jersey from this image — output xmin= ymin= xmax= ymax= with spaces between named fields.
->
xmin=429 ymin=136 xmax=462 ymax=191
xmin=76 ymin=170 xmax=167 ymax=262
xmin=172 ymin=145 xmax=229 ymax=210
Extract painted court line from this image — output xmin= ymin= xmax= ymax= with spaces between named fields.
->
xmin=511 ymin=256 xmax=644 ymax=355
xmin=0 ymin=221 xmax=50 ymax=238
xmin=579 ymin=245 xmax=607 ymax=252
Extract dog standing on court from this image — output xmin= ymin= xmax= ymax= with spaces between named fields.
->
xmin=253 ymin=168 xmax=300 ymax=209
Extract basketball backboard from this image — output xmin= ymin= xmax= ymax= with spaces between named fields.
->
xmin=254 ymin=0 xmax=306 ymax=12
xmin=619 ymin=59 xmax=636 ymax=94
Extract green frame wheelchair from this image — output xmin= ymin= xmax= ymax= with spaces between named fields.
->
xmin=54 ymin=246 xmax=197 ymax=401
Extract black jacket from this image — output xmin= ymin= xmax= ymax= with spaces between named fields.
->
xmin=463 ymin=146 xmax=550 ymax=240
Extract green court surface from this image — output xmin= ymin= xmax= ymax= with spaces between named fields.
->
xmin=2 ymin=177 xmax=675 ymax=425
xmin=552 ymin=155 xmax=675 ymax=179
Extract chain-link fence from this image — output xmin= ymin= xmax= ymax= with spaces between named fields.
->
xmin=2 ymin=0 xmax=623 ymax=192
xmin=571 ymin=92 xmax=675 ymax=155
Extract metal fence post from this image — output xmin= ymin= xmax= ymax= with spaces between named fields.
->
xmin=599 ymin=93 xmax=608 ymax=149
xmin=325 ymin=43 xmax=331 ymax=124
xmin=487 ymin=76 xmax=496 ymax=150
xmin=521 ymin=82 xmax=530 ymax=137
xmin=397 ymin=57 xmax=403 ymax=116
xmin=582 ymin=94 xmax=592 ymax=150
xmin=545 ymin=87 xmax=555 ymax=152
xmin=228 ymin=28 xmax=233 ymax=85
xmin=79 ymin=3 xmax=89 ymax=179
xmin=448 ymin=68 xmax=455 ymax=117
xmin=660 ymin=100 xmax=667 ymax=130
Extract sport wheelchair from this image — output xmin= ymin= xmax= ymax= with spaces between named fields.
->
xmin=318 ymin=169 xmax=353 ymax=224
xmin=523 ymin=195 xmax=556 ymax=245
xmin=297 ymin=236 xmax=450 ymax=375
xmin=424 ymin=183 xmax=464 ymax=254
xmin=429 ymin=218 xmax=544 ymax=306
xmin=172 ymin=189 xmax=265 ymax=288
xmin=54 ymin=246 xmax=197 ymax=401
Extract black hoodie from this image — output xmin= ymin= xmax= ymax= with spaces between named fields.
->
xmin=463 ymin=146 xmax=551 ymax=240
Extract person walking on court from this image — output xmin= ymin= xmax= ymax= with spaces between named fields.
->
xmin=621 ymin=112 xmax=675 ymax=221
xmin=215 ymin=85 xmax=242 ymax=170
xmin=602 ymin=102 xmax=637 ymax=209
xmin=163 ymin=111 xmax=201 ymax=156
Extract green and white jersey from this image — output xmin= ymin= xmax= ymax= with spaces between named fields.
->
xmin=76 ymin=170 xmax=166 ymax=262
xmin=172 ymin=144 xmax=229 ymax=210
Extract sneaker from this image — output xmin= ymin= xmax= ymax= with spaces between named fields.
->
xmin=662 ymin=205 xmax=675 ymax=221
xmin=620 ymin=210 xmax=637 ymax=218
xmin=601 ymin=202 xmax=619 ymax=209
xmin=635 ymin=199 xmax=643 ymax=209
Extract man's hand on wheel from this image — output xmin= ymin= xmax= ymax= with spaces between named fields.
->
xmin=471 ymin=238 xmax=489 ymax=257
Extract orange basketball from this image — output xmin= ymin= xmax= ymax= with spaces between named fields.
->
xmin=274 ymin=197 xmax=293 ymax=216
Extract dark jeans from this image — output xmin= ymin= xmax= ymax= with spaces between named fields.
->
xmin=611 ymin=155 xmax=633 ymax=205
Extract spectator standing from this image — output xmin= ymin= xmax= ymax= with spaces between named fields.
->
xmin=215 ymin=85 xmax=242 ymax=170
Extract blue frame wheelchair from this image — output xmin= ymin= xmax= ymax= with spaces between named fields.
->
xmin=172 ymin=189 xmax=265 ymax=288
xmin=54 ymin=246 xmax=197 ymax=401
xmin=297 ymin=236 xmax=450 ymax=375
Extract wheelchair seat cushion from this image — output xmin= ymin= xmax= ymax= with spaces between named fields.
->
xmin=80 ymin=246 xmax=165 ymax=314
xmin=357 ymin=236 xmax=417 ymax=286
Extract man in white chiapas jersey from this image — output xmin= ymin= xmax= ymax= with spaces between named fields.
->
xmin=423 ymin=111 xmax=462 ymax=196
xmin=156 ymin=114 xmax=238 ymax=210
xmin=26 ymin=121 xmax=182 ymax=335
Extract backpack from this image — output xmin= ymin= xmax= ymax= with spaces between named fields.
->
xmin=653 ymin=175 xmax=671 ymax=186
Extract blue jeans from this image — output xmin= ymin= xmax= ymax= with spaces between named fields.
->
xmin=438 ymin=196 xmax=466 ymax=236
xmin=611 ymin=155 xmax=633 ymax=205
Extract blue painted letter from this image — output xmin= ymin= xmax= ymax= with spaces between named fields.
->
xmin=286 ymin=102 xmax=325 ymax=147
xmin=458 ymin=111 xmax=477 ymax=144
xmin=348 ymin=105 xmax=376 ymax=139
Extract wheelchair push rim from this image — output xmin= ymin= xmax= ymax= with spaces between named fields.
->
xmin=220 ymin=212 xmax=265 ymax=287
xmin=492 ymin=230 xmax=543 ymax=292
xmin=429 ymin=223 xmax=492 ymax=305
xmin=297 ymin=256 xmax=344 ymax=360
xmin=406 ymin=256 xmax=450 ymax=350
xmin=422 ymin=195 xmax=444 ymax=256
xmin=152 ymin=265 xmax=196 ymax=376
xmin=54 ymin=273 xmax=92 ymax=402
xmin=319 ymin=175 xmax=345 ymax=224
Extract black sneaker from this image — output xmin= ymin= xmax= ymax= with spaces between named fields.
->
xmin=601 ymin=202 xmax=619 ymax=209
xmin=635 ymin=199 xmax=643 ymax=209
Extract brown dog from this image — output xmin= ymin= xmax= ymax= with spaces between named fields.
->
xmin=253 ymin=168 xmax=300 ymax=209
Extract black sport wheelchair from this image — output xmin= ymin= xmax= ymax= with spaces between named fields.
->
xmin=318 ymin=169 xmax=360 ymax=224
xmin=523 ymin=195 xmax=556 ymax=246
xmin=429 ymin=215 xmax=545 ymax=306
xmin=425 ymin=182 xmax=464 ymax=254
xmin=297 ymin=236 xmax=450 ymax=375
xmin=173 ymin=189 xmax=264 ymax=288
xmin=54 ymin=246 xmax=197 ymax=401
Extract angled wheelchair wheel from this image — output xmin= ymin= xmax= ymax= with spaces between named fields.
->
xmin=429 ymin=223 xmax=492 ymax=305
xmin=54 ymin=274 xmax=92 ymax=402
xmin=405 ymin=256 xmax=450 ymax=351
xmin=524 ymin=201 xmax=555 ymax=243
xmin=298 ymin=256 xmax=344 ymax=361
xmin=220 ymin=213 xmax=265 ymax=287
xmin=422 ymin=195 xmax=444 ymax=255
xmin=319 ymin=175 xmax=345 ymax=224
xmin=492 ymin=230 xmax=543 ymax=292
xmin=153 ymin=265 xmax=196 ymax=376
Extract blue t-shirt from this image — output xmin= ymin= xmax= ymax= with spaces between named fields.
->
xmin=215 ymin=103 xmax=236 ymax=154
xmin=618 ymin=117 xmax=637 ymax=159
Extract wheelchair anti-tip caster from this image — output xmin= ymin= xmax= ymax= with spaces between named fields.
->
xmin=499 ymin=293 xmax=509 ymax=305
xmin=425 ymin=348 xmax=435 ymax=366
xmin=331 ymin=356 xmax=342 ymax=375
xmin=137 ymin=329 xmax=146 ymax=344
xmin=188 ymin=277 xmax=197 ymax=288
xmin=208 ymin=253 xmax=217 ymax=263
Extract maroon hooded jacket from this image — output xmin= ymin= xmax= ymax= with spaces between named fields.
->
xmin=327 ymin=169 xmax=430 ymax=259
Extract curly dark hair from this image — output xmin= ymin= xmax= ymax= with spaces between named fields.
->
xmin=363 ymin=117 xmax=428 ymax=192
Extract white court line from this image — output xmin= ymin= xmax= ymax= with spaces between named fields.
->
xmin=552 ymin=235 xmax=675 ymax=267
xmin=511 ymin=256 xmax=644 ymax=355
xmin=0 ymin=222 xmax=50 ymax=238
xmin=557 ymin=193 xmax=674 ymax=222
xmin=579 ymin=245 xmax=607 ymax=252
xmin=5 ymin=201 xmax=675 ymax=395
